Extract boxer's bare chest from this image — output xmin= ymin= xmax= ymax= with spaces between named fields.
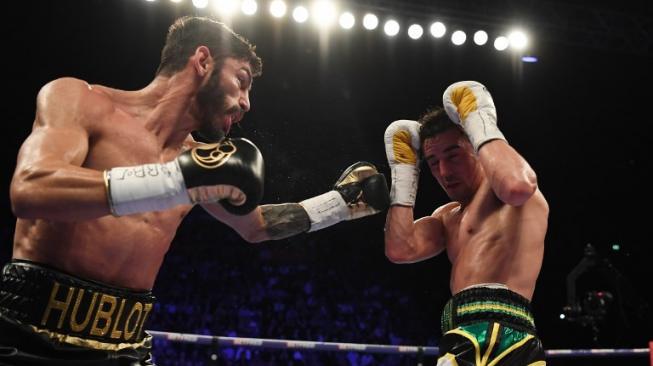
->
xmin=85 ymin=112 xmax=182 ymax=169
xmin=443 ymin=187 xmax=505 ymax=262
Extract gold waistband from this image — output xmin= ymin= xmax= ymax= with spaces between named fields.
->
xmin=29 ymin=324 xmax=152 ymax=351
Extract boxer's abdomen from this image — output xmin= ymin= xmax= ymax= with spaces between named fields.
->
xmin=12 ymin=207 xmax=188 ymax=290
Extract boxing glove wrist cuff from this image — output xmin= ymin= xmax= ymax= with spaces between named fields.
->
xmin=105 ymin=160 xmax=191 ymax=216
xmin=299 ymin=190 xmax=349 ymax=232
xmin=462 ymin=112 xmax=507 ymax=153
xmin=390 ymin=164 xmax=419 ymax=207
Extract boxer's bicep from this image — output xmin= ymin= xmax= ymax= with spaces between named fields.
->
xmin=16 ymin=125 xmax=90 ymax=171
xmin=21 ymin=78 xmax=93 ymax=169
xmin=14 ymin=82 xmax=92 ymax=185
xmin=10 ymin=79 xmax=110 ymax=220
xmin=413 ymin=215 xmax=446 ymax=258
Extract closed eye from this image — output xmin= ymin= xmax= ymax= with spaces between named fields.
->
xmin=238 ymin=69 xmax=253 ymax=90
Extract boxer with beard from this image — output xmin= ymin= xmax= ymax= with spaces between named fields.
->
xmin=2 ymin=16 xmax=389 ymax=365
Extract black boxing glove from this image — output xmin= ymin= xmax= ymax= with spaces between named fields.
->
xmin=299 ymin=161 xmax=390 ymax=231
xmin=105 ymin=138 xmax=264 ymax=216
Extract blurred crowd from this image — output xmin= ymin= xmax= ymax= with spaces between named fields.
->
xmin=148 ymin=221 xmax=444 ymax=365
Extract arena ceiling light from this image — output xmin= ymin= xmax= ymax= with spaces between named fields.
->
xmin=429 ymin=22 xmax=446 ymax=38
xmin=312 ymin=1 xmax=337 ymax=28
xmin=241 ymin=0 xmax=258 ymax=15
xmin=192 ymin=0 xmax=209 ymax=9
xmin=383 ymin=19 xmax=400 ymax=37
xmin=451 ymin=30 xmax=466 ymax=45
xmin=407 ymin=24 xmax=423 ymax=40
xmin=339 ymin=12 xmax=355 ymax=30
xmin=494 ymin=36 xmax=509 ymax=51
xmin=508 ymin=30 xmax=528 ymax=50
xmin=214 ymin=0 xmax=239 ymax=16
xmin=362 ymin=13 xmax=379 ymax=30
xmin=473 ymin=30 xmax=488 ymax=46
xmin=292 ymin=6 xmax=309 ymax=23
xmin=269 ymin=0 xmax=287 ymax=18
xmin=148 ymin=1 xmax=536 ymax=57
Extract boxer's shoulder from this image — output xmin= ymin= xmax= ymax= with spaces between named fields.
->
xmin=39 ymin=77 xmax=108 ymax=103
xmin=433 ymin=201 xmax=461 ymax=219
xmin=36 ymin=77 xmax=116 ymax=130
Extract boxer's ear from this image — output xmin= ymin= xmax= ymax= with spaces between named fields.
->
xmin=191 ymin=46 xmax=212 ymax=77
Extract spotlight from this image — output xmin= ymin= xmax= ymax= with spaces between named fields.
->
xmin=384 ymin=20 xmax=400 ymax=37
xmin=192 ymin=0 xmax=208 ymax=8
xmin=312 ymin=1 xmax=337 ymax=27
xmin=292 ymin=6 xmax=309 ymax=23
xmin=241 ymin=0 xmax=257 ymax=15
xmin=362 ymin=13 xmax=378 ymax=30
xmin=339 ymin=12 xmax=355 ymax=29
xmin=451 ymin=30 xmax=466 ymax=45
xmin=270 ymin=0 xmax=287 ymax=18
xmin=429 ymin=21 xmax=446 ymax=38
xmin=408 ymin=24 xmax=423 ymax=40
xmin=473 ymin=30 xmax=488 ymax=46
xmin=494 ymin=36 xmax=509 ymax=51
xmin=214 ymin=0 xmax=239 ymax=15
xmin=508 ymin=30 xmax=528 ymax=50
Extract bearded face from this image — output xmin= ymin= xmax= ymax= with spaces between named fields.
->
xmin=195 ymin=57 xmax=252 ymax=142
xmin=196 ymin=66 xmax=227 ymax=142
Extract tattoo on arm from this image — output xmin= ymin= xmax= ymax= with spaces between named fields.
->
xmin=260 ymin=203 xmax=311 ymax=240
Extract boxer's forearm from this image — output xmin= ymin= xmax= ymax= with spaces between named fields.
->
xmin=11 ymin=164 xmax=112 ymax=221
xmin=478 ymin=140 xmax=537 ymax=206
xmin=384 ymin=205 xmax=417 ymax=261
xmin=385 ymin=206 xmax=445 ymax=263
xmin=201 ymin=202 xmax=310 ymax=242
xmin=259 ymin=203 xmax=311 ymax=240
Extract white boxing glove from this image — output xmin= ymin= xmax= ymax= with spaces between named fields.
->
xmin=442 ymin=81 xmax=506 ymax=153
xmin=384 ymin=120 xmax=421 ymax=207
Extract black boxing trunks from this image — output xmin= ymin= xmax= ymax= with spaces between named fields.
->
xmin=437 ymin=284 xmax=546 ymax=366
xmin=0 ymin=259 xmax=156 ymax=366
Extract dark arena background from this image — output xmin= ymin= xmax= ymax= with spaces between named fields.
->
xmin=1 ymin=0 xmax=652 ymax=365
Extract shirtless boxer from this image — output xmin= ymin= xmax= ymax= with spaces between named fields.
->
xmin=384 ymin=81 xmax=549 ymax=365
xmin=1 ymin=16 xmax=388 ymax=365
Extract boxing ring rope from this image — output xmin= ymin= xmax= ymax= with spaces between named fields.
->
xmin=148 ymin=330 xmax=652 ymax=361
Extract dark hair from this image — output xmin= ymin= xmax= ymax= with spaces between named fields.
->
xmin=418 ymin=107 xmax=460 ymax=147
xmin=156 ymin=16 xmax=262 ymax=77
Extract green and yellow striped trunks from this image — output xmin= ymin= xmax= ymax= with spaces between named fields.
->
xmin=437 ymin=286 xmax=545 ymax=365
xmin=441 ymin=286 xmax=536 ymax=335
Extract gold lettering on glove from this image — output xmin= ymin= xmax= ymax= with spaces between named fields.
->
xmin=191 ymin=140 xmax=237 ymax=169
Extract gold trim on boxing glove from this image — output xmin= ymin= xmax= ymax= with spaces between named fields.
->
xmin=392 ymin=131 xmax=418 ymax=164
xmin=337 ymin=165 xmax=377 ymax=186
xmin=191 ymin=140 xmax=237 ymax=169
xmin=451 ymin=86 xmax=478 ymax=122
xmin=103 ymin=170 xmax=117 ymax=217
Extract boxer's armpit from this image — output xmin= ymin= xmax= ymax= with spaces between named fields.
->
xmin=260 ymin=203 xmax=311 ymax=239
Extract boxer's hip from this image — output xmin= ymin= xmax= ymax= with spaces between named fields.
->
xmin=0 ymin=259 xmax=156 ymax=352
xmin=440 ymin=284 xmax=537 ymax=334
